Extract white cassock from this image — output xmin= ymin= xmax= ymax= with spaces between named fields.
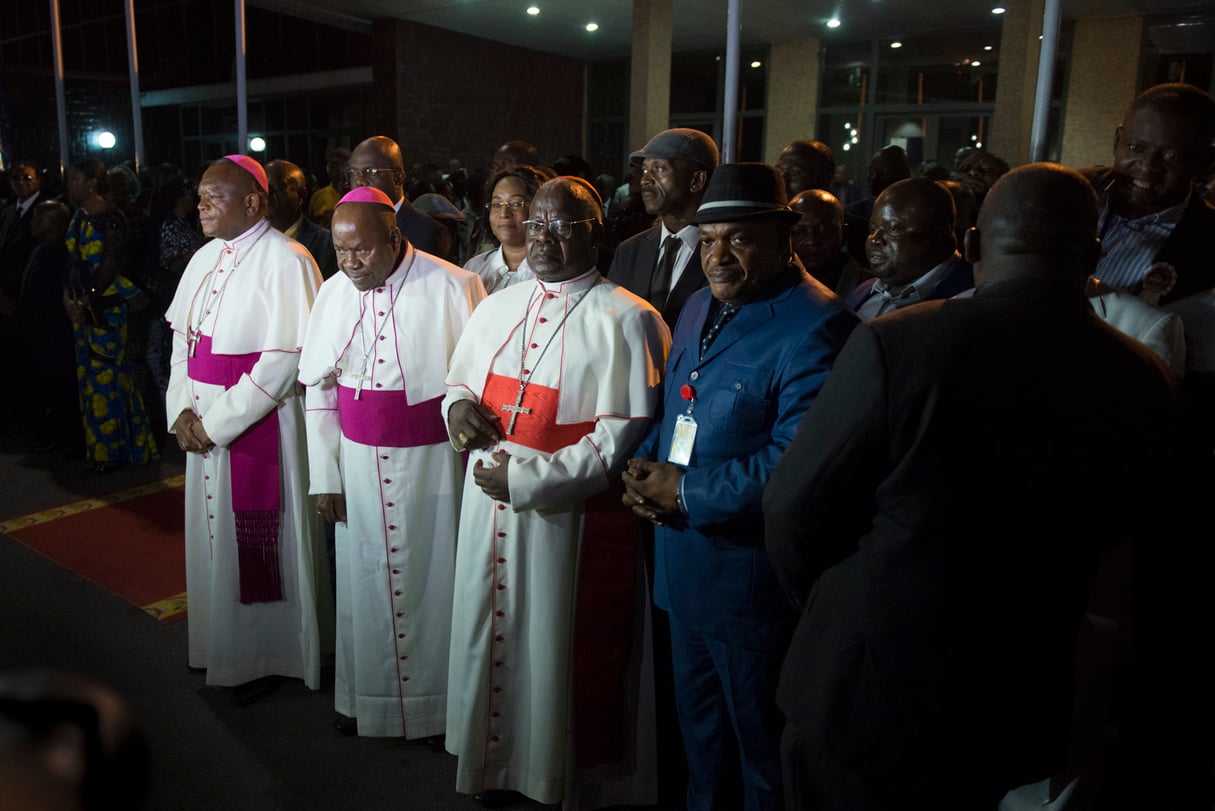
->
xmin=442 ymin=268 xmax=671 ymax=808
xmin=298 ymin=245 xmax=486 ymax=737
xmin=165 ymin=219 xmax=334 ymax=689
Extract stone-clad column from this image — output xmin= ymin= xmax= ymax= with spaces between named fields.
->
xmin=1060 ymin=16 xmax=1145 ymax=168
xmin=764 ymin=39 xmax=822 ymax=163
xmin=630 ymin=0 xmax=673 ymax=151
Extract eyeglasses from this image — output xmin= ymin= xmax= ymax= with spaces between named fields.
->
xmin=523 ymin=218 xmax=597 ymax=239
xmin=488 ymin=200 xmax=528 ymax=213
xmin=343 ymin=166 xmax=400 ymax=183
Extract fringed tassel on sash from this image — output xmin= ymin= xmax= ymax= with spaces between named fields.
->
xmin=235 ymin=509 xmax=284 ymax=603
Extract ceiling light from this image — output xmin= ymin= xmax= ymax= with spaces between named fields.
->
xmin=976 ymin=142 xmax=983 ymax=148
xmin=992 ymin=6 xmax=1006 ymax=13
xmin=826 ymin=17 xmax=841 ymax=29
xmin=750 ymin=60 xmax=762 ymax=68
xmin=983 ymin=45 xmax=993 ymax=51
xmin=248 ymin=136 xmax=266 ymax=152
xmin=962 ymin=57 xmax=971 ymax=64
xmin=890 ymin=41 xmax=902 ymax=49
xmin=585 ymin=22 xmax=598 ymax=32
xmin=95 ymin=131 xmax=116 ymax=149
xmin=526 ymin=5 xmax=539 ymax=14
xmin=842 ymin=143 xmax=851 ymax=151
xmin=972 ymin=60 xmax=982 ymax=67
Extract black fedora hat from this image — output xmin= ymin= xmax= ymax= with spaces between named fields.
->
xmin=694 ymin=162 xmax=801 ymax=224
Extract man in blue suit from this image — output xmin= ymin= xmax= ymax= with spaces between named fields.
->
xmin=623 ymin=163 xmax=858 ymax=810
xmin=844 ymin=177 xmax=972 ymax=320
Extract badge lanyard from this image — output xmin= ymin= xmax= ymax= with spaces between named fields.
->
xmin=667 ymin=383 xmax=697 ymax=466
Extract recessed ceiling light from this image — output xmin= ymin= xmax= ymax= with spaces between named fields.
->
xmin=585 ymin=22 xmax=599 ymax=32
xmin=826 ymin=17 xmax=841 ymax=29
xmin=750 ymin=60 xmax=762 ymax=68
xmin=992 ymin=6 xmax=1006 ymax=13
xmin=972 ymin=60 xmax=982 ymax=66
xmin=983 ymin=45 xmax=993 ymax=51
xmin=842 ymin=143 xmax=851 ymax=151
xmin=526 ymin=5 xmax=539 ymax=14
xmin=890 ymin=41 xmax=902 ymax=49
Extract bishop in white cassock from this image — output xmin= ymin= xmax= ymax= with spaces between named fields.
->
xmin=442 ymin=177 xmax=671 ymax=808
xmin=165 ymin=155 xmax=333 ymax=692
xmin=298 ymin=187 xmax=486 ymax=737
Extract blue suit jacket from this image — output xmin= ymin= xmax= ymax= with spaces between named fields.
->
xmin=294 ymin=216 xmax=336 ymax=280
xmin=638 ymin=265 xmax=858 ymax=650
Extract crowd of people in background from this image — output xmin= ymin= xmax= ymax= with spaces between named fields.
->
xmin=1 ymin=79 xmax=1215 ymax=811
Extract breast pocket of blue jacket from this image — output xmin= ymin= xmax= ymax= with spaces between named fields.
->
xmin=704 ymin=361 xmax=773 ymax=436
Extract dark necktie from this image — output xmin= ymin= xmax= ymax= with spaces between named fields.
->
xmin=648 ymin=234 xmax=683 ymax=309
xmin=700 ymin=302 xmax=740 ymax=359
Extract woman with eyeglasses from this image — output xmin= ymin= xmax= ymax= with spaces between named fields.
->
xmin=463 ymin=165 xmax=555 ymax=294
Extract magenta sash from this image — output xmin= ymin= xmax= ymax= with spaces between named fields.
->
xmin=188 ymin=334 xmax=283 ymax=604
xmin=337 ymin=386 xmax=448 ymax=448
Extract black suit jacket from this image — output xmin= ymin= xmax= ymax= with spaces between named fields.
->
xmin=763 ymin=278 xmax=1177 ymax=794
xmin=395 ymin=198 xmax=447 ymax=259
xmin=606 ymin=225 xmax=707 ymax=330
xmin=294 ymin=216 xmax=336 ymax=280
xmin=1081 ymin=166 xmax=1215 ymax=305
xmin=0 ymin=195 xmax=38 ymax=298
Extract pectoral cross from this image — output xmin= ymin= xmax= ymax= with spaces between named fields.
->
xmin=500 ymin=384 xmax=532 ymax=435
xmin=347 ymin=368 xmax=371 ymax=400
xmin=187 ymin=329 xmax=200 ymax=358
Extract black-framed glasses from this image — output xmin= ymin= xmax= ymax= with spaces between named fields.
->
xmin=488 ymin=200 xmax=528 ymax=213
xmin=523 ymin=218 xmax=596 ymax=239
xmin=343 ymin=166 xmax=400 ymax=184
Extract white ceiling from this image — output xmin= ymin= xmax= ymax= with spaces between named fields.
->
xmin=263 ymin=0 xmax=1214 ymax=61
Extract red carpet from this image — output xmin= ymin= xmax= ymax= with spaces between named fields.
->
xmin=3 ymin=479 xmax=187 ymax=622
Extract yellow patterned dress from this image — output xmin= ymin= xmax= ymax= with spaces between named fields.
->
xmin=65 ymin=207 xmax=157 ymax=468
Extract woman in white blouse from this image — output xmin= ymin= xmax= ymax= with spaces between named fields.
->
xmin=463 ymin=164 xmax=555 ymax=293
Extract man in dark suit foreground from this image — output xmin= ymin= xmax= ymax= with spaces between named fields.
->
xmin=763 ymin=163 xmax=1177 ymax=810
xmin=623 ymin=163 xmax=857 ymax=810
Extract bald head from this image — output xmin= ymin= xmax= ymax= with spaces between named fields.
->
xmin=492 ymin=140 xmax=540 ymax=176
xmin=777 ymin=140 xmax=835 ymax=197
xmin=348 ymin=136 xmax=406 ymax=201
xmin=967 ymin=163 xmax=1099 ymax=289
xmin=867 ymin=178 xmax=957 ymax=287
xmin=526 ymin=177 xmax=603 ymax=281
xmin=265 ymin=159 xmax=307 ymax=232
xmin=790 ymin=190 xmax=845 ymax=272
xmin=868 ymin=145 xmax=911 ymax=197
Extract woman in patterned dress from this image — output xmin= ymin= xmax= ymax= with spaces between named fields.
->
xmin=62 ymin=158 xmax=157 ymax=472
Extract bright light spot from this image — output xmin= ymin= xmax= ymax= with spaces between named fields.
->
xmin=972 ymin=60 xmax=982 ymax=66
xmin=962 ymin=57 xmax=971 ymax=65
xmin=845 ymin=123 xmax=852 ymax=131
xmin=527 ymin=6 xmax=539 ymax=14
xmin=984 ymin=45 xmax=993 ymax=51
xmin=750 ymin=60 xmax=762 ymax=68
xmin=890 ymin=41 xmax=902 ymax=49
xmin=842 ymin=143 xmax=851 ymax=151
xmin=992 ymin=6 xmax=1006 ymax=14
xmin=96 ymin=131 xmax=116 ymax=149
xmin=249 ymin=136 xmax=266 ymax=152
xmin=585 ymin=22 xmax=598 ymax=32
xmin=826 ymin=17 xmax=841 ymax=29
xmin=851 ymin=136 xmax=859 ymax=145
xmin=976 ymin=142 xmax=983 ymax=148
xmin=971 ymin=134 xmax=978 ymax=141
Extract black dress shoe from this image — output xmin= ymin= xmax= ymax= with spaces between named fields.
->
xmin=473 ymin=790 xmax=525 ymax=808
xmin=334 ymin=714 xmax=358 ymax=736
xmin=228 ymin=676 xmax=283 ymax=706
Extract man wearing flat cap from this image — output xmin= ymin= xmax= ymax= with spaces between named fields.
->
xmin=623 ymin=163 xmax=858 ymax=810
xmin=609 ymin=127 xmax=719 ymax=329
xmin=165 ymin=155 xmax=334 ymax=701
xmin=299 ymin=187 xmax=485 ymax=738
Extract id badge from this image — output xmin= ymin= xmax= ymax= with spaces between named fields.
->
xmin=667 ymin=413 xmax=697 ymax=466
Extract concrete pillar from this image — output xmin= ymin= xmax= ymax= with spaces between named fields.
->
xmin=629 ymin=0 xmax=673 ymax=151
xmin=763 ymin=39 xmax=821 ymax=163
xmin=1060 ymin=16 xmax=1144 ymax=168
xmin=990 ymin=0 xmax=1043 ymax=164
